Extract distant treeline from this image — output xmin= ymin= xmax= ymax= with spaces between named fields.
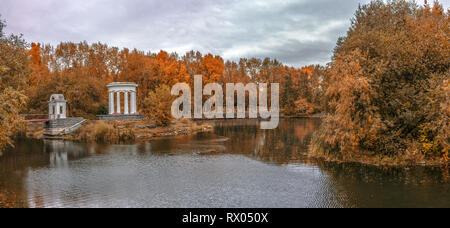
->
xmin=23 ymin=42 xmax=327 ymax=119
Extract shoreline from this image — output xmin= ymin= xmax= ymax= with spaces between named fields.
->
xmin=190 ymin=113 xmax=324 ymax=121
xmin=25 ymin=119 xmax=213 ymax=143
xmin=68 ymin=119 xmax=213 ymax=143
xmin=308 ymin=149 xmax=449 ymax=168
xmin=24 ymin=117 xmax=448 ymax=168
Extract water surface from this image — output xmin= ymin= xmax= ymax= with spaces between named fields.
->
xmin=0 ymin=119 xmax=448 ymax=208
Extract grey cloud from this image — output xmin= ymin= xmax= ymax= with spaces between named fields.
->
xmin=1 ymin=0 xmax=447 ymax=67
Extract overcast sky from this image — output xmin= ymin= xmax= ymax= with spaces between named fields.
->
xmin=1 ymin=0 xmax=448 ymax=67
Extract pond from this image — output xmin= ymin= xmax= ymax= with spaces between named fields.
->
xmin=0 ymin=119 xmax=448 ymax=208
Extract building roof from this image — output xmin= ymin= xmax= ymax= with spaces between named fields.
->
xmin=49 ymin=94 xmax=66 ymax=102
xmin=107 ymin=82 xmax=138 ymax=88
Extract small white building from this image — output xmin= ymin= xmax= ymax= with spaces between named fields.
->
xmin=49 ymin=94 xmax=67 ymax=119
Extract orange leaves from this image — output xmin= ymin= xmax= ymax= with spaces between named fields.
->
xmin=294 ymin=98 xmax=316 ymax=115
xmin=326 ymin=51 xmax=367 ymax=101
xmin=300 ymin=65 xmax=314 ymax=76
xmin=200 ymin=54 xmax=224 ymax=84
xmin=319 ymin=51 xmax=376 ymax=152
xmin=27 ymin=43 xmax=49 ymax=85
xmin=313 ymin=0 xmax=449 ymax=159
xmin=156 ymin=50 xmax=169 ymax=61
xmin=0 ymin=19 xmax=30 ymax=153
xmin=24 ymin=41 xmax=329 ymax=123
xmin=27 ymin=43 xmax=42 ymax=66
xmin=438 ymin=79 xmax=450 ymax=157
xmin=154 ymin=50 xmax=189 ymax=86
xmin=0 ymin=34 xmax=29 ymax=90
xmin=0 ymin=88 xmax=27 ymax=151
xmin=141 ymin=85 xmax=174 ymax=126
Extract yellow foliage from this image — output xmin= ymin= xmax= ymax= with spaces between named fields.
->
xmin=312 ymin=0 xmax=449 ymax=160
xmin=141 ymin=85 xmax=175 ymax=126
xmin=0 ymin=88 xmax=27 ymax=152
xmin=73 ymin=121 xmax=135 ymax=144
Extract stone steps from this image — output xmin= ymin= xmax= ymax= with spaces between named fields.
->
xmin=45 ymin=117 xmax=84 ymax=129
xmin=97 ymin=114 xmax=143 ymax=120
xmin=44 ymin=117 xmax=86 ymax=136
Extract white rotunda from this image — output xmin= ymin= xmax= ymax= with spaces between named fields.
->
xmin=107 ymin=82 xmax=138 ymax=115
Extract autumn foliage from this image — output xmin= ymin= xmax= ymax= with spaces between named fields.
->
xmin=0 ymin=18 xmax=28 ymax=152
xmin=0 ymin=88 xmax=27 ymax=154
xmin=312 ymin=0 xmax=450 ymax=162
xmin=141 ymin=85 xmax=175 ymax=126
xmin=20 ymin=41 xmax=327 ymax=119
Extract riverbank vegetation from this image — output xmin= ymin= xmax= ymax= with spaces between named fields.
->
xmin=67 ymin=119 xmax=212 ymax=144
xmin=310 ymin=0 xmax=449 ymax=166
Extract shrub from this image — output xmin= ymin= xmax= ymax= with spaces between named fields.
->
xmin=141 ymin=85 xmax=175 ymax=126
xmin=73 ymin=121 xmax=135 ymax=144
xmin=94 ymin=123 xmax=111 ymax=143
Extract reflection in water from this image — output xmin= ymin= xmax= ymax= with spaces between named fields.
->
xmin=315 ymin=161 xmax=450 ymax=208
xmin=45 ymin=140 xmax=83 ymax=168
xmin=0 ymin=119 xmax=449 ymax=208
xmin=211 ymin=119 xmax=320 ymax=164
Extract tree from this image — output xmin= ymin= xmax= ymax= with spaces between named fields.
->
xmin=313 ymin=0 xmax=450 ymax=159
xmin=313 ymin=51 xmax=379 ymax=155
xmin=438 ymin=79 xmax=450 ymax=161
xmin=294 ymin=98 xmax=316 ymax=115
xmin=141 ymin=85 xmax=175 ymax=126
xmin=0 ymin=88 xmax=27 ymax=153
xmin=26 ymin=73 xmax=106 ymax=119
xmin=27 ymin=43 xmax=50 ymax=85
xmin=0 ymin=17 xmax=29 ymax=152
xmin=0 ymin=15 xmax=4 ymax=38
xmin=200 ymin=54 xmax=224 ymax=83
xmin=0 ymin=29 xmax=29 ymax=89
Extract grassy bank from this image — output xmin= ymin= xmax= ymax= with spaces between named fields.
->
xmin=66 ymin=119 xmax=212 ymax=144
xmin=309 ymin=143 xmax=449 ymax=167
